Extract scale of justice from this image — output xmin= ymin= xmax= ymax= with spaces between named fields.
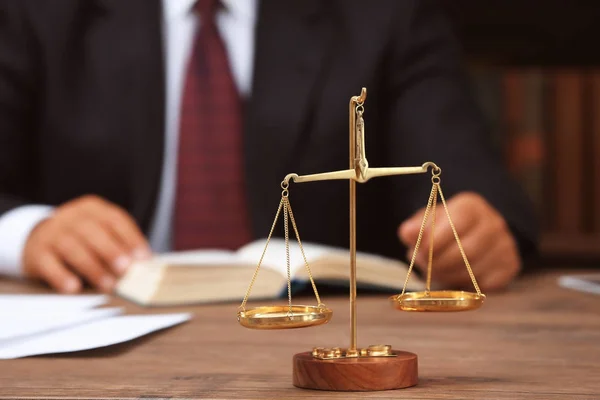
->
xmin=236 ymin=88 xmax=486 ymax=391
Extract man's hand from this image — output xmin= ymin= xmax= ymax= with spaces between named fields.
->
xmin=398 ymin=192 xmax=520 ymax=291
xmin=23 ymin=195 xmax=151 ymax=293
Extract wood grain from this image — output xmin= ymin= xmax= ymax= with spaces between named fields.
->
xmin=0 ymin=269 xmax=599 ymax=399
xmin=293 ymin=350 xmax=417 ymax=391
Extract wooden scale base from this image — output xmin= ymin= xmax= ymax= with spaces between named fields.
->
xmin=293 ymin=350 xmax=418 ymax=391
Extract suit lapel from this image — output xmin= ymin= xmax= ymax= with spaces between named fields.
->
xmin=126 ymin=1 xmax=165 ymax=233
xmin=245 ymin=0 xmax=334 ymax=235
xmin=92 ymin=0 xmax=165 ymax=232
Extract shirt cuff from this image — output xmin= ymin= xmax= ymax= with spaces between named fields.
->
xmin=0 ymin=205 xmax=54 ymax=277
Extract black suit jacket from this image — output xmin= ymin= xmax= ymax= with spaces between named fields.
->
xmin=0 ymin=0 xmax=537 ymax=261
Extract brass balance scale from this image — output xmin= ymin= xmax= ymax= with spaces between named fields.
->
xmin=237 ymin=88 xmax=486 ymax=391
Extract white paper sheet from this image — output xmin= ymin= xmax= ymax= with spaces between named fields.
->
xmin=0 ymin=308 xmax=123 ymax=342
xmin=0 ymin=313 xmax=191 ymax=359
xmin=0 ymin=294 xmax=108 ymax=311
xmin=558 ymin=274 xmax=600 ymax=295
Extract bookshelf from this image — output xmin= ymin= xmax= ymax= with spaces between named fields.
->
xmin=447 ymin=2 xmax=600 ymax=260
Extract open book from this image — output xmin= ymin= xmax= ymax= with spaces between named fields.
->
xmin=116 ymin=239 xmax=424 ymax=306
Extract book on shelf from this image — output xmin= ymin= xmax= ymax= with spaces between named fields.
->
xmin=469 ymin=65 xmax=600 ymax=256
xmin=551 ymin=70 xmax=584 ymax=233
xmin=503 ymin=68 xmax=546 ymax=214
xmin=470 ymin=66 xmax=548 ymax=220
xmin=116 ymin=238 xmax=423 ymax=306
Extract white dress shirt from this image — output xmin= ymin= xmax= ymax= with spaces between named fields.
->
xmin=0 ymin=0 xmax=257 ymax=276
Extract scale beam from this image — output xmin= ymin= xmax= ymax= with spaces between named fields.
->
xmin=283 ymin=162 xmax=438 ymax=186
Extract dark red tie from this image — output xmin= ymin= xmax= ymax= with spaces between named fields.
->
xmin=173 ymin=0 xmax=251 ymax=250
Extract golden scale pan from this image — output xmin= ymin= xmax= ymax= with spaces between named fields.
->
xmin=389 ymin=166 xmax=486 ymax=312
xmin=237 ymin=187 xmax=334 ymax=330
xmin=238 ymin=305 xmax=332 ymax=330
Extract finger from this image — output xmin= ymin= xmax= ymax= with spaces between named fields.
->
xmin=479 ymin=268 xmax=509 ymax=291
xmin=82 ymin=198 xmax=151 ymax=259
xmin=100 ymin=205 xmax=151 ymax=259
xmin=405 ymin=247 xmax=417 ymax=265
xmin=428 ymin=221 xmax=494 ymax=275
xmin=422 ymin=204 xmax=481 ymax=262
xmin=400 ymin=197 xmax=482 ymax=267
xmin=406 ymin=246 xmax=429 ymax=272
xmin=435 ymin=233 xmax=519 ymax=291
xmin=72 ymin=219 xmax=132 ymax=276
xmin=34 ymin=250 xmax=82 ymax=294
xmin=53 ymin=233 xmax=116 ymax=292
xmin=411 ymin=249 xmax=472 ymax=289
xmin=431 ymin=262 xmax=480 ymax=290
xmin=480 ymin=266 xmax=516 ymax=292
xmin=400 ymin=211 xmax=436 ymax=272
xmin=408 ymin=238 xmax=487 ymax=290
xmin=477 ymin=237 xmax=521 ymax=291
xmin=398 ymin=208 xmax=426 ymax=248
xmin=405 ymin=217 xmax=481 ymax=275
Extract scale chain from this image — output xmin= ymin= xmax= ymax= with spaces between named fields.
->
xmin=437 ymin=185 xmax=482 ymax=296
xmin=284 ymin=197 xmax=293 ymax=316
xmin=238 ymin=181 xmax=326 ymax=316
xmin=425 ymin=183 xmax=438 ymax=293
xmin=400 ymin=168 xmax=483 ymax=297
xmin=400 ymin=179 xmax=437 ymax=297
xmin=287 ymin=200 xmax=324 ymax=307
xmin=239 ymin=197 xmax=284 ymax=311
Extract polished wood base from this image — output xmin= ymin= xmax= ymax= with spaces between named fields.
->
xmin=292 ymin=350 xmax=418 ymax=391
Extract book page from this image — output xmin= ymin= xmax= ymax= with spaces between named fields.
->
xmin=238 ymin=238 xmax=423 ymax=291
xmin=295 ymin=252 xmax=423 ymax=291
xmin=152 ymin=249 xmax=236 ymax=265
xmin=236 ymin=238 xmax=336 ymax=277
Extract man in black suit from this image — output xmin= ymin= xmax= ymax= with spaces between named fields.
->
xmin=0 ymin=0 xmax=537 ymax=293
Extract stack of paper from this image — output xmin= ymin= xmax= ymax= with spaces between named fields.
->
xmin=0 ymin=295 xmax=190 ymax=359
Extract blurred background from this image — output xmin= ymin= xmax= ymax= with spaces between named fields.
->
xmin=444 ymin=0 xmax=600 ymax=264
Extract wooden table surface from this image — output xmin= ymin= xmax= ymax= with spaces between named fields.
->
xmin=0 ymin=269 xmax=599 ymax=399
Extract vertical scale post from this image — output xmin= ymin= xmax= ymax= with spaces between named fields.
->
xmin=347 ymin=88 xmax=366 ymax=355
xmin=293 ymin=86 xmax=420 ymax=391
